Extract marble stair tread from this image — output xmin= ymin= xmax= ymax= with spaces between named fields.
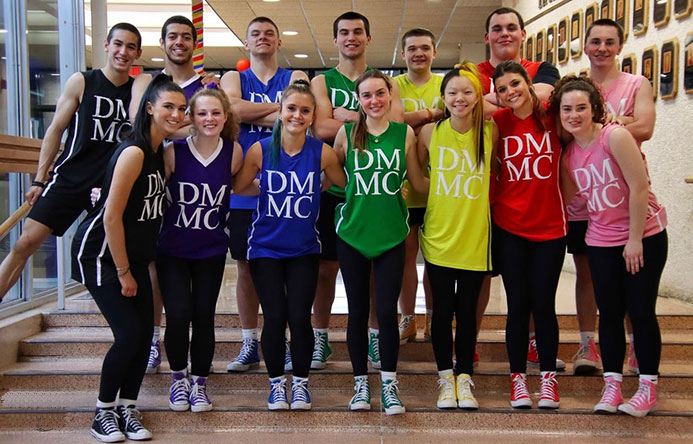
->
xmin=2 ymin=388 xmax=693 ymax=415
xmin=25 ymin=327 xmax=693 ymax=344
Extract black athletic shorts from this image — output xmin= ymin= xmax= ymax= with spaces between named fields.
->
xmin=566 ymin=220 xmax=589 ymax=255
xmin=227 ymin=209 xmax=254 ymax=261
xmin=27 ymin=188 xmax=90 ymax=236
xmin=317 ymin=191 xmax=345 ymax=261
xmin=408 ymin=207 xmax=425 ymax=227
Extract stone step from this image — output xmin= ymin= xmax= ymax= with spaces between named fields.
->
xmin=1 ymin=390 xmax=692 ymax=440
xmin=41 ymin=311 xmax=693 ymax=330
xmin=18 ymin=327 xmax=693 ymax=362
xmin=4 ymin=359 xmax=693 ymax=395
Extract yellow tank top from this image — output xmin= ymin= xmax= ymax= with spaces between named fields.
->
xmin=395 ymin=73 xmax=444 ymax=209
xmin=419 ymin=119 xmax=494 ymax=271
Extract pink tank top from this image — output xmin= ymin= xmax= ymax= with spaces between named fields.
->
xmin=568 ymin=72 xmax=646 ymax=221
xmin=563 ymin=124 xmax=666 ymax=247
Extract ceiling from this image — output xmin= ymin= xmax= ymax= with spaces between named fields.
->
xmin=206 ymin=0 xmax=501 ymax=70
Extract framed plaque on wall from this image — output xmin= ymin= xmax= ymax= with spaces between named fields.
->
xmin=526 ymin=35 xmax=535 ymax=62
xmin=633 ymin=0 xmax=649 ymax=35
xmin=570 ymin=10 xmax=583 ymax=59
xmin=621 ymin=53 xmax=636 ymax=73
xmin=586 ymin=3 xmax=599 ymax=31
xmin=601 ymin=0 xmax=612 ymax=18
xmin=675 ymin=0 xmax=693 ymax=18
xmin=642 ymin=46 xmax=658 ymax=99
xmin=685 ymin=32 xmax=693 ymax=94
xmin=558 ymin=17 xmax=569 ymax=64
xmin=615 ymin=0 xmax=630 ymax=41
xmin=660 ymin=38 xmax=679 ymax=99
xmin=536 ymin=29 xmax=546 ymax=62
xmin=546 ymin=25 xmax=557 ymax=65
xmin=653 ymin=0 xmax=671 ymax=27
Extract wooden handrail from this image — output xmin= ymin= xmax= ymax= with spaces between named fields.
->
xmin=0 ymin=201 xmax=31 ymax=241
xmin=0 ymin=134 xmax=42 ymax=174
xmin=686 ymin=177 xmax=693 ymax=184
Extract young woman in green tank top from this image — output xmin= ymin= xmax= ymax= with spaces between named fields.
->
xmin=332 ymin=69 xmax=424 ymax=415
xmin=415 ymin=62 xmax=498 ymax=411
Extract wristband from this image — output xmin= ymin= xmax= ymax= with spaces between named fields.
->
xmin=31 ymin=181 xmax=46 ymax=188
xmin=116 ymin=265 xmax=130 ymax=277
xmin=426 ymin=108 xmax=433 ymax=123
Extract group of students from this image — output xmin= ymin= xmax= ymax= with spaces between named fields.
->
xmin=0 ymin=7 xmax=668 ymax=444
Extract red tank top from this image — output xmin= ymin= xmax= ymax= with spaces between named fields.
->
xmin=477 ymin=60 xmax=542 ymax=95
xmin=492 ymin=104 xmax=567 ymax=241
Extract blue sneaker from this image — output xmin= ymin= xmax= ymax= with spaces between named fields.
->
xmin=226 ymin=338 xmax=260 ymax=372
xmin=168 ymin=372 xmax=191 ymax=411
xmin=189 ymin=377 xmax=213 ymax=412
xmin=291 ymin=377 xmax=311 ymax=410
xmin=146 ymin=340 xmax=161 ymax=374
xmin=268 ymin=376 xmax=289 ymax=410
xmin=285 ymin=339 xmax=293 ymax=373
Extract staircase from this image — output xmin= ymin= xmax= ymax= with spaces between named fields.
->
xmin=2 ymin=290 xmax=693 ymax=442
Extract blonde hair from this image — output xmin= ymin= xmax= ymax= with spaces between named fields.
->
xmin=188 ymin=88 xmax=239 ymax=142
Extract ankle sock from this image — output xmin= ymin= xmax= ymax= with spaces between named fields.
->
xmin=438 ymin=369 xmax=453 ymax=378
xmin=603 ymin=372 xmax=623 ymax=382
xmin=381 ymin=370 xmax=396 ymax=381
xmin=640 ymin=374 xmax=658 ymax=384
xmin=152 ymin=326 xmax=160 ymax=342
xmin=580 ymin=331 xmax=595 ymax=346
xmin=241 ymin=328 xmax=258 ymax=341
xmin=96 ymin=399 xmax=116 ymax=409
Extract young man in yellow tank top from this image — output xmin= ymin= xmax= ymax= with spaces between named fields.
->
xmin=393 ymin=28 xmax=445 ymax=344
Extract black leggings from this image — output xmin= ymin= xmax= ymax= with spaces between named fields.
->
xmin=587 ymin=230 xmax=667 ymax=375
xmin=87 ymin=263 xmax=153 ymax=403
xmin=426 ymin=261 xmax=486 ymax=375
xmin=337 ymin=237 xmax=405 ymax=375
xmin=249 ymin=254 xmax=319 ymax=378
xmin=157 ymin=254 xmax=226 ymax=377
xmin=493 ymin=224 xmax=566 ymax=373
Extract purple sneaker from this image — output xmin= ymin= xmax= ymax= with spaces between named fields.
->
xmin=146 ymin=340 xmax=161 ymax=374
xmin=190 ymin=377 xmax=213 ymax=412
xmin=169 ymin=372 xmax=191 ymax=411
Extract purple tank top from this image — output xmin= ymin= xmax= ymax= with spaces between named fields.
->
xmin=157 ymin=137 xmax=233 ymax=259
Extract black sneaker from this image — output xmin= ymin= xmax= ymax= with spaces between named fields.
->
xmin=116 ymin=405 xmax=152 ymax=441
xmin=90 ymin=408 xmax=125 ymax=443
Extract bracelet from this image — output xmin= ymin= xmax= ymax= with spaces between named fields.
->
xmin=31 ymin=181 xmax=46 ymax=188
xmin=116 ymin=265 xmax=130 ymax=277
xmin=425 ymin=108 xmax=433 ymax=123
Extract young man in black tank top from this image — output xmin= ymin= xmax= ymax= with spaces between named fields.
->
xmin=0 ymin=23 xmax=142 ymax=302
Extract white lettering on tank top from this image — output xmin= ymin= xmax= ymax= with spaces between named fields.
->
xmin=502 ymin=132 xmax=554 ymax=181
xmin=247 ymin=91 xmax=283 ymax=135
xmin=139 ymin=170 xmax=166 ymax=221
xmin=435 ymin=146 xmax=483 ymax=199
xmin=571 ymin=158 xmax=624 ymax=212
xmin=353 ymin=148 xmax=401 ymax=196
xmin=91 ymin=96 xmax=131 ymax=143
xmin=266 ymin=170 xmax=315 ymax=219
xmin=330 ymin=88 xmax=359 ymax=110
xmin=174 ymin=182 xmax=228 ymax=230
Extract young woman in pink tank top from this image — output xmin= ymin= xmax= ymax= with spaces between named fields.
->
xmin=553 ymin=76 xmax=667 ymax=418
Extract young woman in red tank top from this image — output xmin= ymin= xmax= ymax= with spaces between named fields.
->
xmin=491 ymin=61 xmax=567 ymax=410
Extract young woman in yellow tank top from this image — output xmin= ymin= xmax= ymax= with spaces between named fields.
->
xmin=411 ymin=62 xmax=498 ymax=410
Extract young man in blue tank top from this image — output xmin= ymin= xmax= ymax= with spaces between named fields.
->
xmin=0 ymin=23 xmax=142 ymax=302
xmin=220 ymin=17 xmax=308 ymax=373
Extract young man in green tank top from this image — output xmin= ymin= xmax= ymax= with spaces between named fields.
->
xmin=394 ymin=28 xmax=445 ymax=345
xmin=309 ymin=11 xmax=403 ymax=371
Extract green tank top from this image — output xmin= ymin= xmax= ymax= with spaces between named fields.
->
xmin=335 ymin=121 xmax=409 ymax=259
xmin=395 ymin=73 xmax=445 ymax=209
xmin=323 ymin=66 xmax=372 ymax=198
xmin=420 ymin=119 xmax=494 ymax=271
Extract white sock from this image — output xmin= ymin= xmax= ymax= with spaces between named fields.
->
xmin=628 ymin=334 xmax=635 ymax=345
xmin=241 ymin=328 xmax=258 ymax=341
xmin=96 ymin=399 xmax=116 ymax=409
xmin=528 ymin=331 xmax=536 ymax=339
xmin=152 ymin=326 xmax=160 ymax=342
xmin=270 ymin=375 xmax=287 ymax=383
xmin=313 ymin=328 xmax=328 ymax=334
xmin=369 ymin=328 xmax=379 ymax=336
xmin=117 ymin=398 xmax=136 ymax=407
xmin=438 ymin=369 xmax=454 ymax=378
xmin=540 ymin=370 xmax=556 ymax=377
xmin=640 ymin=374 xmax=658 ymax=384
xmin=603 ymin=372 xmax=623 ymax=382
xmin=381 ymin=370 xmax=397 ymax=381
xmin=426 ymin=309 xmax=433 ymax=316
xmin=292 ymin=375 xmax=308 ymax=385
xmin=580 ymin=331 xmax=595 ymax=346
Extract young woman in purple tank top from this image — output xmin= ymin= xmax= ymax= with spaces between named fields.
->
xmin=157 ymin=88 xmax=242 ymax=413
xmin=553 ymin=76 xmax=667 ymax=418
xmin=234 ymin=80 xmax=345 ymax=411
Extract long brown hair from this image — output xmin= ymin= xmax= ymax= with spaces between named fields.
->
xmin=492 ymin=60 xmax=547 ymax=132
xmin=351 ymin=69 xmax=392 ymax=153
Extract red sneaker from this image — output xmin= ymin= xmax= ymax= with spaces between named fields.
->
xmin=538 ymin=371 xmax=560 ymax=409
xmin=527 ymin=336 xmax=566 ymax=370
xmin=573 ymin=338 xmax=602 ymax=374
xmin=509 ymin=373 xmax=532 ymax=409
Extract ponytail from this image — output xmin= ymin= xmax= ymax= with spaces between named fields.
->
xmin=269 ymin=78 xmax=315 ymax=168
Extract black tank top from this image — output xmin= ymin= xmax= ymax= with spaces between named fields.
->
xmin=44 ymin=69 xmax=134 ymax=196
xmin=72 ymin=141 xmax=166 ymax=286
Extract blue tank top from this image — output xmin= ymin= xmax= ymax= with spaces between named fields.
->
xmin=230 ymin=67 xmax=294 ymax=210
xmin=152 ymin=71 xmax=216 ymax=102
xmin=157 ymin=136 xmax=233 ymax=259
xmin=247 ymin=135 xmax=323 ymax=260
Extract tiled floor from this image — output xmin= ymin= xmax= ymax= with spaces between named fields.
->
xmin=62 ymin=260 xmax=693 ymax=315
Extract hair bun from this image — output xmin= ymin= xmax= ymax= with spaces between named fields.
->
xmin=453 ymin=63 xmax=463 ymax=69
xmin=292 ymin=79 xmax=310 ymax=87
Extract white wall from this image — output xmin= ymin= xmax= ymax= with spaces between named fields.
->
xmin=506 ymin=0 xmax=693 ymax=302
